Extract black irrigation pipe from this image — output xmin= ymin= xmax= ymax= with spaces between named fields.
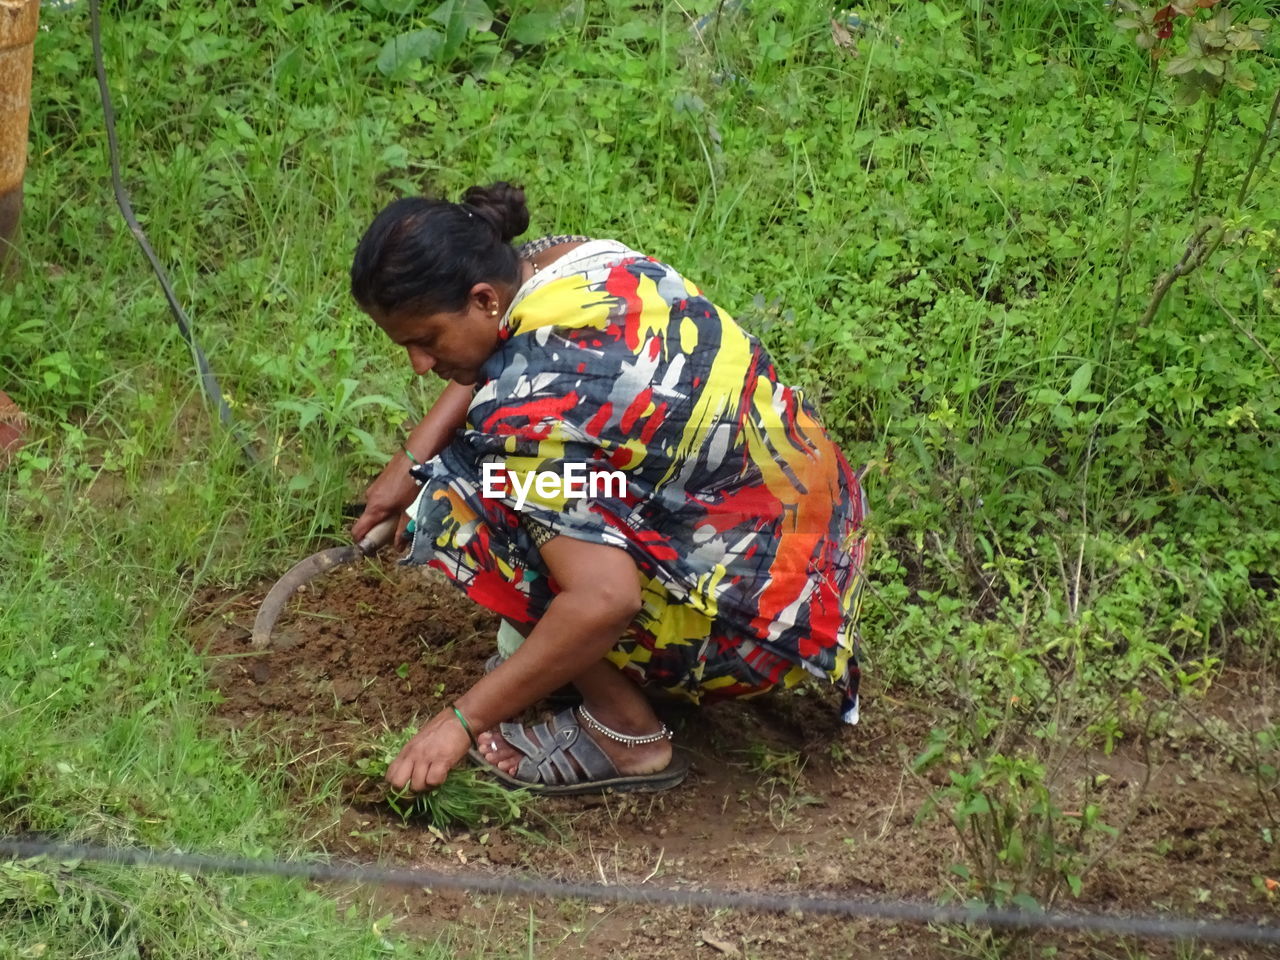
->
xmin=3 ymin=838 xmax=1279 ymax=946
xmin=88 ymin=0 xmax=259 ymax=465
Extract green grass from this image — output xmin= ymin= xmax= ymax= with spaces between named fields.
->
xmin=2 ymin=0 xmax=1278 ymax=947
xmin=0 ymin=484 xmax=453 ymax=957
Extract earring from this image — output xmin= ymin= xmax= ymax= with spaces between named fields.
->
xmin=490 ymin=309 xmax=499 ymax=317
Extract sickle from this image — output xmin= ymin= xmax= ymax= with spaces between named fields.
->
xmin=251 ymin=517 xmax=398 ymax=649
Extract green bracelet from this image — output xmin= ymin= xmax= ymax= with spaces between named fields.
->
xmin=404 ymin=448 xmax=419 ymax=465
xmin=452 ymin=705 xmax=478 ymax=749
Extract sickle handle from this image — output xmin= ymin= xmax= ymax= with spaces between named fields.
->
xmin=357 ymin=516 xmax=398 ymax=555
xmin=250 ymin=516 xmax=401 ymax=649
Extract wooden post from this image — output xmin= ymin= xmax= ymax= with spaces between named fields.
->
xmin=0 ymin=0 xmax=39 ymax=278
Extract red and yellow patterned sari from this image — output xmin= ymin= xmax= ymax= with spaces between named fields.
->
xmin=406 ymin=241 xmax=869 ymax=722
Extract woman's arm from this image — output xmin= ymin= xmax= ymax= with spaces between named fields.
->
xmin=352 ymin=381 xmax=474 ymax=543
xmin=385 ymin=537 xmax=642 ymax=792
xmin=456 ymin=535 xmax=641 ymax=722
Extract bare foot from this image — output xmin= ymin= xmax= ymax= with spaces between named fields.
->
xmin=477 ymin=707 xmax=672 ymax=781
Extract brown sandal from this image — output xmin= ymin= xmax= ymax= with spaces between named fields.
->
xmin=468 ymin=708 xmax=687 ymax=796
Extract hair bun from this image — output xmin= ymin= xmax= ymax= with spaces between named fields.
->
xmin=461 ymin=182 xmax=529 ymax=244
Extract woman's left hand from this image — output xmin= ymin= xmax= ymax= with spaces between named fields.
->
xmin=385 ymin=709 xmax=474 ymax=792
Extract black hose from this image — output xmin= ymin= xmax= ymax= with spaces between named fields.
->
xmin=88 ymin=0 xmax=259 ymax=465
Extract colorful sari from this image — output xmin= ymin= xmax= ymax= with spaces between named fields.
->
xmin=405 ymin=240 xmax=869 ymax=722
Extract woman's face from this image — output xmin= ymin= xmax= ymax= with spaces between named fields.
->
xmin=371 ymin=284 xmax=504 ymax=386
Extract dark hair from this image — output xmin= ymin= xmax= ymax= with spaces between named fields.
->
xmin=350 ymin=182 xmax=530 ymax=316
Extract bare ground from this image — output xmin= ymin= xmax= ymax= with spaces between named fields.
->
xmin=190 ymin=558 xmax=1280 ymax=960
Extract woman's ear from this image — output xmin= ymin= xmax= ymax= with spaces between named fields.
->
xmin=470 ymin=282 xmax=502 ymax=316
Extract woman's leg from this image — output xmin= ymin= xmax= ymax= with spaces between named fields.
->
xmin=476 ymin=658 xmax=673 ymax=777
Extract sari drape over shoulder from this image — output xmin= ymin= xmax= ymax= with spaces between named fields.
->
xmin=406 ymin=241 xmax=869 ymax=722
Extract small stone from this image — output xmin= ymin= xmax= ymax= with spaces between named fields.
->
xmin=332 ymin=678 xmax=362 ymax=702
xmin=701 ymin=937 xmax=739 ymax=956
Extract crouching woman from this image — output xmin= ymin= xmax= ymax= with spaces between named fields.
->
xmin=349 ymin=182 xmax=869 ymax=795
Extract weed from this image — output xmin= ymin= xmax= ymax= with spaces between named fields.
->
xmin=743 ymin=743 xmax=823 ymax=830
xmin=352 ymin=727 xmax=528 ymax=832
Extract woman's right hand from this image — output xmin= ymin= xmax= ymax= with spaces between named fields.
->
xmin=352 ymin=452 xmax=420 ymax=545
xmin=351 ymin=381 xmax=475 ymax=545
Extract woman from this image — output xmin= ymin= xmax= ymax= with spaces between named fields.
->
xmin=350 ymin=182 xmax=868 ymax=796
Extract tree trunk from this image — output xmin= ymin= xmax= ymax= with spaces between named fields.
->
xmin=0 ymin=0 xmax=40 ymax=280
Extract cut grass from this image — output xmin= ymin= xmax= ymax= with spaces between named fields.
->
xmin=352 ymin=729 xmax=530 ymax=833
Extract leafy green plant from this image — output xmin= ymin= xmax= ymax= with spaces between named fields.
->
xmin=1110 ymin=1 xmax=1273 ymax=317
xmin=1113 ymin=0 xmax=1269 ymax=101
xmin=909 ymin=610 xmax=1170 ymax=914
xmin=373 ymin=0 xmax=571 ymax=78
xmin=917 ymin=747 xmax=1121 ymax=910
xmin=1253 ymin=723 xmax=1280 ymax=832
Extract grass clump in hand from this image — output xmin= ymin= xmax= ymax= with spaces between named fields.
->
xmin=353 ymin=728 xmax=529 ymax=832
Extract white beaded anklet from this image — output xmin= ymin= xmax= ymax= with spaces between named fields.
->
xmin=578 ymin=705 xmax=671 ymax=747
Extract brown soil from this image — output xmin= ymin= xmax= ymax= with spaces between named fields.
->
xmin=0 ymin=389 xmax=26 ymax=468
xmin=191 ymin=559 xmax=1280 ymax=960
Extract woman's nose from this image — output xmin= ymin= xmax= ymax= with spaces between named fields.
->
xmin=406 ymin=344 xmax=435 ymax=376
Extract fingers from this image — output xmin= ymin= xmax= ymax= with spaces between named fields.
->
xmin=385 ymin=758 xmax=450 ymax=793
xmin=416 ymin=762 xmax=450 ymax=792
xmin=354 ymin=501 xmax=399 ymax=544
xmin=385 ymin=755 xmax=411 ymax=791
xmin=385 ymin=718 xmax=467 ymax=793
xmin=354 ymin=451 xmax=420 ymax=542
xmin=352 ymin=515 xmax=372 ymax=543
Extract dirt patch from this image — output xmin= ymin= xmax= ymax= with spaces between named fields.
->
xmin=192 ymin=560 xmax=1280 ymax=960
xmin=0 ymin=389 xmax=26 ymax=468
xmin=196 ymin=563 xmax=494 ymax=736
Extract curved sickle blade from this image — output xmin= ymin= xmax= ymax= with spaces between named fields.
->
xmin=251 ymin=518 xmax=397 ymax=649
